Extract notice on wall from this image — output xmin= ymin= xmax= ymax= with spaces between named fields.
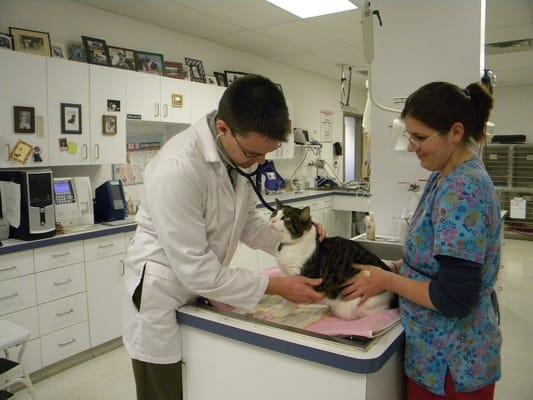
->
xmin=320 ymin=110 xmax=334 ymax=143
xmin=113 ymin=142 xmax=161 ymax=186
xmin=0 ymin=181 xmax=21 ymax=228
xmin=510 ymin=197 xmax=526 ymax=219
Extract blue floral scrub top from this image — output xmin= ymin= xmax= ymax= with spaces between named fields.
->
xmin=400 ymin=157 xmax=502 ymax=395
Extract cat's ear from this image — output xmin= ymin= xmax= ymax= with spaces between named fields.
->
xmin=300 ymin=206 xmax=311 ymax=221
xmin=275 ymin=199 xmax=283 ymax=210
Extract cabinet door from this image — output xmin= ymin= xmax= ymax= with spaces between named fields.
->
xmin=90 ymin=65 xmax=127 ymax=164
xmin=125 ymin=71 xmax=161 ymax=121
xmin=267 ymin=99 xmax=294 ymax=160
xmin=160 ymin=76 xmax=191 ymax=124
xmin=0 ymin=52 xmax=48 ymax=166
xmin=190 ymin=82 xmax=219 ymax=123
xmin=85 ymin=253 xmax=125 ymax=346
xmin=47 ymin=58 xmax=90 ymax=165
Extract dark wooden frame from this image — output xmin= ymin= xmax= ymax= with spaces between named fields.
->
xmin=107 ymin=45 xmax=136 ymax=70
xmin=61 ymin=103 xmax=82 ymax=134
xmin=185 ymin=57 xmax=207 ymax=83
xmin=13 ymin=106 xmax=35 ymax=133
xmin=9 ymin=27 xmax=52 ymax=56
xmin=82 ymin=35 xmax=111 ymax=66
xmin=224 ymin=70 xmax=248 ymax=86
xmin=135 ymin=50 xmax=164 ymax=76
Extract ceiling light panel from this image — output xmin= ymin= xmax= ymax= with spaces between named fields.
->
xmin=265 ymin=0 xmax=357 ymax=19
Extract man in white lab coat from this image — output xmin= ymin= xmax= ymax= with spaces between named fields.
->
xmin=123 ymin=75 xmax=324 ymax=400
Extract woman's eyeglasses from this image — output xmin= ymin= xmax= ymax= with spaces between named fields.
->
xmin=401 ymin=130 xmax=440 ymax=149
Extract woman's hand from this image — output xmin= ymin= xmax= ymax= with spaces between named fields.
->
xmin=342 ymin=264 xmax=389 ymax=303
xmin=314 ymin=222 xmax=327 ymax=242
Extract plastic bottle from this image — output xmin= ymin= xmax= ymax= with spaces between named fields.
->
xmin=365 ymin=212 xmax=376 ymax=241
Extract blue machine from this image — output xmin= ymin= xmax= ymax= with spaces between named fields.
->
xmin=94 ymin=180 xmax=127 ymax=222
xmin=256 ymin=160 xmax=285 ymax=194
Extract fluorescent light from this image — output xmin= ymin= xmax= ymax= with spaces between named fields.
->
xmin=266 ymin=0 xmax=357 ymax=19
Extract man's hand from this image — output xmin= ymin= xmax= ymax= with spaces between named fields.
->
xmin=314 ymin=222 xmax=327 ymax=242
xmin=266 ymin=276 xmax=324 ymax=303
xmin=341 ymin=264 xmax=388 ymax=303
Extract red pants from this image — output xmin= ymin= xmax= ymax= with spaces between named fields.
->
xmin=407 ymin=373 xmax=495 ymax=400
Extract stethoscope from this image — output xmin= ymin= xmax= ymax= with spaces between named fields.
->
xmin=216 ymin=132 xmax=276 ymax=212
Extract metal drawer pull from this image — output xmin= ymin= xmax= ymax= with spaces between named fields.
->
xmin=58 ymin=338 xmax=76 ymax=347
xmin=0 ymin=265 xmax=17 ymax=272
xmin=98 ymin=243 xmax=115 ymax=248
xmin=52 ymin=252 xmax=70 ymax=258
xmin=53 ymin=278 xmax=72 ymax=286
xmin=120 ymin=260 xmax=125 ymax=276
xmin=0 ymin=292 xmax=18 ymax=301
xmin=56 ymin=308 xmax=74 ymax=317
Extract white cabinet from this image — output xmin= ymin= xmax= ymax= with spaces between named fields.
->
xmin=126 ymin=71 xmax=193 ymax=124
xmin=0 ymin=51 xmax=48 ymax=166
xmin=40 ymin=321 xmax=90 ymax=367
xmin=47 ymin=58 xmax=90 ymax=165
xmin=89 ymin=65 xmax=127 ymax=164
xmin=190 ymin=82 xmax=223 ymax=123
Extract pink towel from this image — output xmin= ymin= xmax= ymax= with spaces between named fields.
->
xmin=305 ymin=308 xmax=400 ymax=338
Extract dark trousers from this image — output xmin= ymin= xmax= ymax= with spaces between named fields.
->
xmin=131 ymin=358 xmax=183 ymax=400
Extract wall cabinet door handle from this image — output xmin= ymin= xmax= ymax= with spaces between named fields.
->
xmin=164 ymin=104 xmax=168 ymax=118
xmin=5 ymin=144 xmax=10 ymax=161
xmin=83 ymin=144 xmax=88 ymax=159
xmin=95 ymin=144 xmax=100 ymax=160
xmin=53 ymin=278 xmax=72 ymax=286
xmin=56 ymin=308 xmax=74 ymax=317
xmin=0 ymin=292 xmax=18 ymax=301
xmin=0 ymin=265 xmax=17 ymax=273
xmin=120 ymin=259 xmax=125 ymax=276
xmin=155 ymin=103 xmax=160 ymax=117
xmin=52 ymin=252 xmax=70 ymax=258
xmin=58 ymin=338 xmax=76 ymax=347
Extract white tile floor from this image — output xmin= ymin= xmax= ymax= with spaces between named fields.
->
xmin=11 ymin=239 xmax=533 ymax=399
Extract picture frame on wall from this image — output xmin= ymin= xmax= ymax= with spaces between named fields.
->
xmin=108 ymin=46 xmax=136 ymax=70
xmin=82 ymin=36 xmax=111 ymax=66
xmin=135 ymin=50 xmax=164 ymax=75
xmin=51 ymin=43 xmax=66 ymax=58
xmin=67 ymin=41 xmax=86 ymax=62
xmin=61 ymin=103 xmax=82 ymax=134
xmin=214 ymin=71 xmax=227 ymax=87
xmin=185 ymin=57 xmax=206 ymax=83
xmin=13 ymin=106 xmax=35 ymax=133
xmin=164 ymin=61 xmax=188 ymax=80
xmin=102 ymin=115 xmax=117 ymax=135
xmin=224 ymin=70 xmax=248 ymax=86
xmin=205 ymin=75 xmax=217 ymax=85
xmin=9 ymin=27 xmax=52 ymax=57
xmin=0 ymin=33 xmax=13 ymax=50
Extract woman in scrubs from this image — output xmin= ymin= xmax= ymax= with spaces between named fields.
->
xmin=343 ymin=81 xmax=501 ymax=399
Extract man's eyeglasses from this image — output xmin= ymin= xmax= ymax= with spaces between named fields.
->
xmin=231 ymin=130 xmax=282 ymax=159
xmin=401 ymin=130 xmax=440 ymax=149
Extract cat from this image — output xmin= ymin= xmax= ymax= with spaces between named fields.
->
xmin=269 ymin=199 xmax=397 ymax=320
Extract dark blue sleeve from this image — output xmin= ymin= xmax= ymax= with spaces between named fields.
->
xmin=429 ymin=255 xmax=482 ymax=319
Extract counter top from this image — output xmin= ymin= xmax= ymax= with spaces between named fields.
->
xmin=259 ymin=189 xmax=370 ymax=209
xmin=178 ymin=305 xmax=403 ymax=374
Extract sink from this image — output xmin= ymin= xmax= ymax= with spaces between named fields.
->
xmin=352 ymin=235 xmax=404 ymax=261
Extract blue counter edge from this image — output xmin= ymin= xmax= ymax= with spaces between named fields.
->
xmin=178 ymin=311 xmax=404 ymax=374
xmin=0 ymin=224 xmax=137 ymax=255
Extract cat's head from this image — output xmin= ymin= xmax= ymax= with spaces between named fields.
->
xmin=269 ymin=199 xmax=313 ymax=241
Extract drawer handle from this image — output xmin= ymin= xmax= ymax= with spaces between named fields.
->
xmin=0 ymin=292 xmax=19 ymax=301
xmin=54 ymin=278 xmax=72 ymax=286
xmin=120 ymin=260 xmax=125 ymax=276
xmin=58 ymin=338 xmax=76 ymax=347
xmin=52 ymin=252 xmax=71 ymax=258
xmin=98 ymin=243 xmax=115 ymax=248
xmin=56 ymin=308 xmax=74 ymax=317
xmin=0 ymin=265 xmax=17 ymax=272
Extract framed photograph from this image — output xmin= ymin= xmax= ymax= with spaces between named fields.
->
xmin=224 ymin=70 xmax=248 ymax=86
xmin=67 ymin=41 xmax=86 ymax=62
xmin=102 ymin=115 xmax=117 ymax=135
xmin=58 ymin=138 xmax=68 ymax=152
xmin=61 ymin=103 xmax=82 ymax=134
xmin=107 ymin=99 xmax=121 ymax=112
xmin=135 ymin=50 xmax=164 ymax=75
xmin=13 ymin=106 xmax=35 ymax=134
xmin=0 ymin=33 xmax=13 ymax=50
xmin=51 ymin=43 xmax=65 ymax=58
xmin=82 ymin=36 xmax=110 ymax=66
xmin=9 ymin=140 xmax=33 ymax=164
xmin=108 ymin=46 xmax=136 ymax=70
xmin=185 ymin=57 xmax=206 ymax=83
xmin=205 ymin=75 xmax=217 ymax=85
xmin=9 ymin=27 xmax=51 ymax=57
xmin=164 ymin=61 xmax=188 ymax=80
xmin=214 ymin=71 xmax=227 ymax=87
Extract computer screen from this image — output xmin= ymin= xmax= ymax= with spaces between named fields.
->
xmin=53 ymin=179 xmax=75 ymax=204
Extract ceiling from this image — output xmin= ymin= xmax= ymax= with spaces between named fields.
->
xmin=72 ymin=0 xmax=533 ymax=87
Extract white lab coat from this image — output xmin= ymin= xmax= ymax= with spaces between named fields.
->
xmin=122 ymin=115 xmax=277 ymax=364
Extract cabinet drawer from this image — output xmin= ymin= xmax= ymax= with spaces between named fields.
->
xmin=84 ymin=233 xmax=126 ymax=261
xmin=40 ymin=321 xmax=90 ymax=366
xmin=6 ymin=338 xmax=42 ymax=374
xmin=36 ymin=263 xmax=86 ymax=304
xmin=3 ymin=306 xmax=40 ymax=339
xmin=34 ymin=241 xmax=84 ymax=272
xmin=0 ymin=275 xmax=37 ymax=316
xmin=38 ymin=292 xmax=88 ymax=336
xmin=0 ymin=250 xmax=34 ymax=281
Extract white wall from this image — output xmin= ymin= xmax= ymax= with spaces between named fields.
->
xmin=369 ymin=0 xmax=484 ymax=236
xmin=0 ymin=0 xmax=365 ymax=196
xmin=491 ymin=85 xmax=533 ymax=142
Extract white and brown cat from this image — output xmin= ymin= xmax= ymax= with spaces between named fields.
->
xmin=269 ymin=200 xmax=397 ymax=320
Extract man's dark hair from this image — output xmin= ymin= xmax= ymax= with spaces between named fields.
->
xmin=217 ymin=74 xmax=289 ymax=142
